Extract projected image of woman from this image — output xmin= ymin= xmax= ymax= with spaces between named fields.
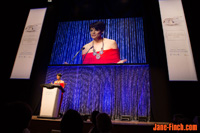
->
xmin=82 ymin=21 xmax=127 ymax=64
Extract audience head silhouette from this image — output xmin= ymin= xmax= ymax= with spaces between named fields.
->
xmin=61 ymin=109 xmax=83 ymax=133
xmin=91 ymin=111 xmax=100 ymax=126
xmin=96 ymin=113 xmax=112 ymax=133
xmin=5 ymin=101 xmax=32 ymax=133
xmin=89 ymin=110 xmax=100 ymax=133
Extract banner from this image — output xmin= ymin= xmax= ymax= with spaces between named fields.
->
xmin=10 ymin=8 xmax=46 ymax=79
xmin=158 ymin=0 xmax=197 ymax=81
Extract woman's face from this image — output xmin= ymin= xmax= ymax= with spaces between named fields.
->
xmin=90 ymin=28 xmax=102 ymax=39
xmin=57 ymin=75 xmax=61 ymax=80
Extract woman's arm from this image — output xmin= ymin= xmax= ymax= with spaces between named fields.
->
xmin=117 ymin=59 xmax=127 ymax=64
xmin=82 ymin=42 xmax=92 ymax=55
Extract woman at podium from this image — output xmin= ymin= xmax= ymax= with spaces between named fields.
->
xmin=52 ymin=73 xmax=65 ymax=115
xmin=82 ymin=21 xmax=127 ymax=64
xmin=53 ymin=73 xmax=65 ymax=88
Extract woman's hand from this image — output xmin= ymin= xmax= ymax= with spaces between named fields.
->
xmin=117 ymin=59 xmax=127 ymax=64
xmin=64 ymin=62 xmax=68 ymax=64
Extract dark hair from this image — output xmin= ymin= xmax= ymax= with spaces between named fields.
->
xmin=96 ymin=113 xmax=112 ymax=132
xmin=5 ymin=101 xmax=33 ymax=133
xmin=57 ymin=73 xmax=62 ymax=77
xmin=61 ymin=109 xmax=83 ymax=133
xmin=91 ymin=111 xmax=100 ymax=126
xmin=89 ymin=21 xmax=105 ymax=32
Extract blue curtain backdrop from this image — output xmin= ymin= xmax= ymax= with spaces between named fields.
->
xmin=50 ymin=17 xmax=146 ymax=64
xmin=45 ymin=65 xmax=150 ymax=120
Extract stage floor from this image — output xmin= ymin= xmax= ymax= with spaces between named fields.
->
xmin=30 ymin=116 xmax=169 ymax=133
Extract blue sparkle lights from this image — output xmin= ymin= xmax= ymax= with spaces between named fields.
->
xmin=45 ymin=65 xmax=150 ymax=120
xmin=46 ymin=17 xmax=150 ymax=120
xmin=50 ymin=18 xmax=146 ymax=64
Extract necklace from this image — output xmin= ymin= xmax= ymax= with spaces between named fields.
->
xmin=92 ymin=38 xmax=104 ymax=60
xmin=56 ymin=80 xmax=61 ymax=84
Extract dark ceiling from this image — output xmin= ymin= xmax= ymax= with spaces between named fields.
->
xmin=57 ymin=0 xmax=143 ymax=21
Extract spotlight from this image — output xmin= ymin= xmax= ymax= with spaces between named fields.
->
xmin=120 ymin=115 xmax=132 ymax=121
xmin=138 ymin=117 xmax=148 ymax=122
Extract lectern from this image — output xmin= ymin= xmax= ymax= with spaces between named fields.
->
xmin=38 ymin=84 xmax=65 ymax=118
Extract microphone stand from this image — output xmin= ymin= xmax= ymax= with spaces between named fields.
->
xmin=68 ymin=47 xmax=85 ymax=64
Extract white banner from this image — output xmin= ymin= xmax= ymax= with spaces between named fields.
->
xmin=158 ymin=0 xmax=197 ymax=81
xmin=10 ymin=8 xmax=46 ymax=79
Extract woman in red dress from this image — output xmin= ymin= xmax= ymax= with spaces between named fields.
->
xmin=54 ymin=73 xmax=65 ymax=88
xmin=82 ymin=21 xmax=127 ymax=64
xmin=53 ymin=73 xmax=65 ymax=115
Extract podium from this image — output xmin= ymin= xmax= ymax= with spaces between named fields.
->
xmin=38 ymin=84 xmax=65 ymax=118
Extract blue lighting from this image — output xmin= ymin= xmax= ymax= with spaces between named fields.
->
xmin=45 ymin=65 xmax=150 ymax=120
xmin=50 ymin=18 xmax=146 ymax=64
xmin=47 ymin=17 xmax=150 ymax=120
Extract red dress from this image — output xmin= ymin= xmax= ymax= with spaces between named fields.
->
xmin=59 ymin=83 xmax=65 ymax=88
xmin=82 ymin=49 xmax=120 ymax=64
xmin=54 ymin=82 xmax=65 ymax=115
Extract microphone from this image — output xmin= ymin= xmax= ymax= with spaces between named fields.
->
xmin=82 ymin=46 xmax=94 ymax=63
xmin=69 ymin=47 xmax=85 ymax=64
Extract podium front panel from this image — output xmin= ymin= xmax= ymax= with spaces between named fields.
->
xmin=39 ymin=87 xmax=62 ymax=118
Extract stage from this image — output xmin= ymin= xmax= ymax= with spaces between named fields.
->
xmin=30 ymin=116 xmax=169 ymax=133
